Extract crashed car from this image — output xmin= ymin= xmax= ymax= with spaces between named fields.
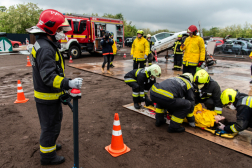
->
xmin=151 ymin=31 xmax=189 ymax=53
xmin=222 ymin=40 xmax=252 ymax=55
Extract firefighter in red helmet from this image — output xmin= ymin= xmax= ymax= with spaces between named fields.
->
xmin=181 ymin=25 xmax=205 ymax=76
xmin=26 ymin=9 xmax=83 ymax=165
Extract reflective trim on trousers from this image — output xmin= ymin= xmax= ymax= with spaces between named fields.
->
xmin=171 ymin=115 xmax=183 ymax=124
xmin=40 ymin=145 xmax=56 ymax=153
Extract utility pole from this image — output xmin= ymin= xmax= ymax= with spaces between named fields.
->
xmin=198 ymin=21 xmax=203 ymax=37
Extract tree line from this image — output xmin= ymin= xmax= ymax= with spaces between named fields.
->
xmin=1 ymin=3 xmax=252 ymax=39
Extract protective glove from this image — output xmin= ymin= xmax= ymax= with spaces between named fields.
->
xmin=189 ymin=122 xmax=195 ymax=127
xmin=145 ymin=95 xmax=154 ymax=106
xmin=198 ymin=61 xmax=204 ymax=67
xmin=144 ymin=55 xmax=147 ymax=59
xmin=69 ymin=78 xmax=83 ymax=89
xmin=218 ymin=122 xmax=225 ymax=130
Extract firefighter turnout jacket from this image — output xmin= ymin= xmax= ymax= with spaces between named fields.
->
xmin=112 ymin=38 xmax=117 ymax=55
xmin=124 ymin=68 xmax=155 ymax=98
xmin=101 ymin=38 xmax=114 ymax=55
xmin=31 ymin=35 xmax=71 ymax=104
xmin=224 ymin=92 xmax=252 ymax=133
xmin=180 ymin=35 xmax=205 ymax=66
xmin=195 ymin=78 xmax=223 ymax=114
xmin=151 ymin=77 xmax=195 ymax=111
xmin=131 ymin=37 xmax=149 ymax=61
xmin=148 ymin=39 xmax=154 ymax=54
xmin=172 ymin=39 xmax=183 ymax=54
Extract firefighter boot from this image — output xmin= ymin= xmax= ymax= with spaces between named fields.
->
xmin=134 ymin=102 xmax=141 ymax=109
xmin=172 ymin=67 xmax=177 ymax=71
xmin=145 ymin=95 xmax=154 ymax=107
xmin=155 ymin=113 xmax=166 ymax=127
xmin=101 ymin=67 xmax=105 ymax=73
xmin=41 ymin=155 xmax=65 ymax=165
xmin=107 ymin=70 xmax=112 ymax=75
xmin=168 ymin=120 xmax=185 ymax=133
xmin=133 ymin=96 xmax=141 ymax=109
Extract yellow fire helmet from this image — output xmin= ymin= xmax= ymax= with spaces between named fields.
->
xmin=221 ymin=88 xmax=237 ymax=105
xmin=194 ymin=69 xmax=210 ymax=89
xmin=180 ymin=73 xmax=193 ymax=83
xmin=147 ymin=64 xmax=161 ymax=78
xmin=137 ymin=29 xmax=144 ymax=35
xmin=177 ymin=34 xmax=182 ymax=38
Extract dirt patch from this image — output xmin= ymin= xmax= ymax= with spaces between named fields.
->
xmin=0 ymin=53 xmax=252 ymax=167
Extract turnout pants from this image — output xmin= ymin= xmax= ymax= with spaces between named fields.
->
xmin=126 ymin=82 xmax=145 ymax=103
xmin=110 ymin=54 xmax=115 ymax=65
xmin=133 ymin=60 xmax=145 ymax=69
xmin=145 ymin=53 xmax=153 ymax=66
xmin=173 ymin=54 xmax=182 ymax=69
xmin=183 ymin=65 xmax=197 ymax=76
xmin=150 ymin=94 xmax=194 ymax=128
xmin=102 ymin=54 xmax=111 ymax=70
xmin=36 ymin=101 xmax=63 ymax=160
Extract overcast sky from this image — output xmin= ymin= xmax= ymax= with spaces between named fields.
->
xmin=1 ymin=0 xmax=252 ymax=32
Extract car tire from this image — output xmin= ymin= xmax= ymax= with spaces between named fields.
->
xmin=68 ymin=45 xmax=80 ymax=59
xmin=14 ymin=44 xmax=19 ymax=48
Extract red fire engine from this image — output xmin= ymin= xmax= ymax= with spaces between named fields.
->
xmin=60 ymin=14 xmax=124 ymax=59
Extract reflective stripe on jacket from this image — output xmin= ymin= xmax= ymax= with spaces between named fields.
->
xmin=131 ymin=37 xmax=149 ymax=60
xmin=173 ymin=40 xmax=183 ymax=54
xmin=181 ymin=35 xmax=205 ymax=66
xmin=31 ymin=35 xmax=70 ymax=103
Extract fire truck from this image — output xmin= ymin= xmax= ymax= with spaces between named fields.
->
xmin=60 ymin=14 xmax=124 ymax=59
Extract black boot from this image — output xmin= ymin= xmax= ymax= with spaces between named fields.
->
xmin=134 ymin=102 xmax=141 ymax=109
xmin=155 ymin=113 xmax=166 ymax=127
xmin=172 ymin=67 xmax=177 ymax=70
xmin=56 ymin=144 xmax=62 ymax=151
xmin=41 ymin=155 xmax=65 ymax=165
xmin=167 ymin=126 xmax=185 ymax=133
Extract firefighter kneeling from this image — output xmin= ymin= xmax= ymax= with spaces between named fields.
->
xmin=194 ymin=69 xmax=223 ymax=115
xmin=124 ymin=64 xmax=161 ymax=109
xmin=150 ymin=73 xmax=195 ymax=133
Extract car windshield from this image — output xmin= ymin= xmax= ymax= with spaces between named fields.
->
xmin=151 ymin=37 xmax=156 ymax=42
xmin=155 ymin=32 xmax=170 ymax=41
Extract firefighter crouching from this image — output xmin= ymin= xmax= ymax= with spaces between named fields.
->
xmin=218 ymin=89 xmax=252 ymax=133
xmin=150 ymin=73 xmax=195 ymax=133
xmin=124 ymin=64 xmax=161 ymax=109
xmin=172 ymin=34 xmax=183 ymax=71
xmin=110 ymin=32 xmax=117 ymax=68
xmin=193 ymin=69 xmax=223 ymax=115
xmin=181 ymin=25 xmax=205 ymax=76
xmin=26 ymin=9 xmax=83 ymax=165
xmin=146 ymin=34 xmax=154 ymax=66
xmin=131 ymin=30 xmax=149 ymax=69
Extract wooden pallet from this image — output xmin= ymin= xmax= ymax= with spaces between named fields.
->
xmin=123 ymin=103 xmax=252 ymax=157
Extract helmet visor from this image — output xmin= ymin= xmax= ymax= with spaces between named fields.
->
xmin=61 ymin=18 xmax=72 ymax=32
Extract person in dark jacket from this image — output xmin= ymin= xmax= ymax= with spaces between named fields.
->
xmin=124 ymin=64 xmax=161 ymax=109
xmin=172 ymin=34 xmax=183 ymax=71
xmin=146 ymin=34 xmax=154 ymax=66
xmin=150 ymin=73 xmax=195 ymax=133
xmin=219 ymin=89 xmax=252 ymax=133
xmin=193 ymin=69 xmax=223 ymax=115
xmin=26 ymin=9 xmax=83 ymax=165
xmin=101 ymin=31 xmax=114 ymax=74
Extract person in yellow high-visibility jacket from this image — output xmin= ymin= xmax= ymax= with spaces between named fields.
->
xmin=131 ymin=30 xmax=149 ymax=69
xmin=110 ymin=32 xmax=117 ymax=68
xmin=181 ymin=25 xmax=205 ymax=76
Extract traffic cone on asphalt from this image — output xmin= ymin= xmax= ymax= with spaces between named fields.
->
xmin=26 ymin=56 xmax=32 ymax=67
xmin=105 ymin=113 xmax=130 ymax=157
xmin=123 ymin=53 xmax=126 ymax=59
xmin=14 ymin=80 xmax=29 ymax=104
xmin=69 ymin=55 xmax=73 ymax=63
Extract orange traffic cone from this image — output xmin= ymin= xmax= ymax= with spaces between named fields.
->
xmin=26 ymin=56 xmax=32 ymax=67
xmin=69 ymin=56 xmax=73 ymax=63
xmin=105 ymin=113 xmax=130 ymax=157
xmin=123 ymin=53 xmax=126 ymax=59
xmin=14 ymin=80 xmax=29 ymax=103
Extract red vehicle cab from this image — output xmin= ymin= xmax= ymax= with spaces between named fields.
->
xmin=10 ymin=40 xmax=22 ymax=48
xmin=59 ymin=14 xmax=124 ymax=59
